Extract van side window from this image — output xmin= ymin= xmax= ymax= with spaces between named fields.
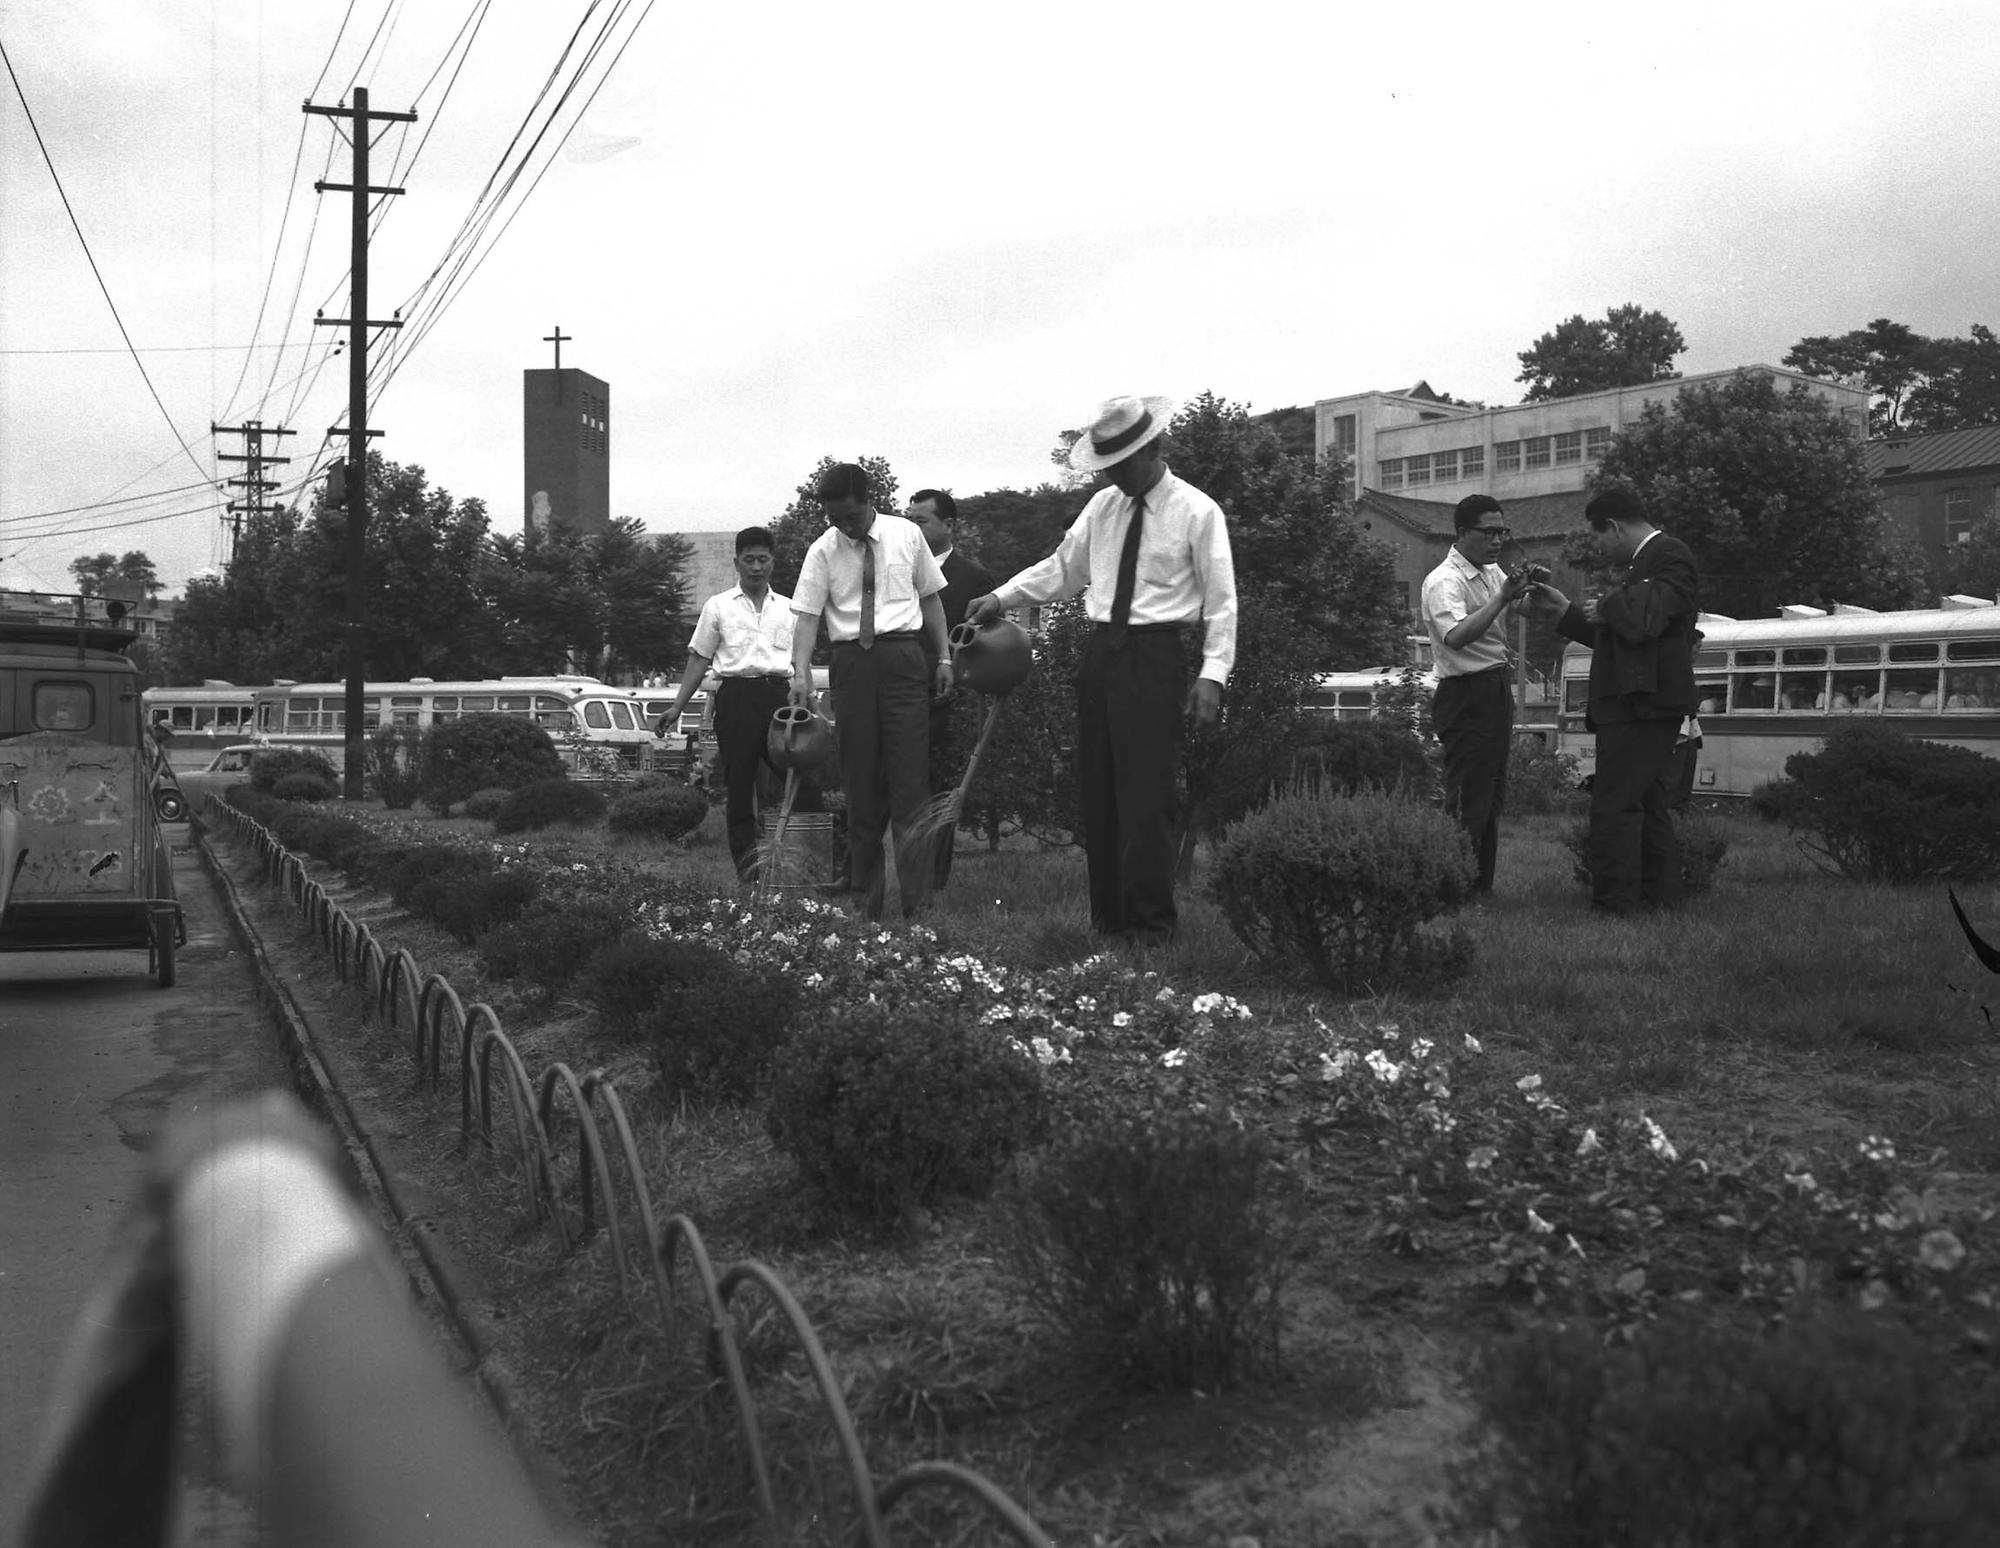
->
xmin=34 ymin=682 xmax=94 ymax=732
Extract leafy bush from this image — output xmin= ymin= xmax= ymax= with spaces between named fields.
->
xmin=1747 ymin=777 xmax=1807 ymax=824
xmin=380 ymin=844 xmax=492 ymax=911
xmin=491 ymin=778 xmax=608 ymax=834
xmin=250 ymin=747 xmax=339 ymax=794
xmin=767 ymin=1002 xmax=1047 ymax=1220
xmin=1566 ymin=811 xmax=1730 ymax=896
xmin=580 ymin=936 xmax=797 ymax=1095
xmin=1207 ymin=784 xmax=1476 ymax=990
xmin=426 ymin=869 xmax=540 ymax=946
xmin=1445 ymin=1304 xmax=2000 ymax=1547
xmin=1506 ymin=736 xmax=1586 ymax=815
xmin=1284 ymin=717 xmax=1432 ymax=798
xmin=1783 ymin=722 xmax=2000 ymax=883
xmin=422 ymin=713 xmax=564 ymax=815
xmin=476 ymin=897 xmax=629 ymax=1003
xmin=606 ymin=779 xmax=710 ymax=842
xmin=366 ymin=725 xmax=425 ymax=810
xmin=271 ymin=771 xmax=336 ymax=802
xmin=1008 ymin=1110 xmax=1301 ymax=1391
xmin=460 ymin=786 xmax=512 ymax=821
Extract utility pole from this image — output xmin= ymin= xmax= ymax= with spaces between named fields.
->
xmin=305 ymin=85 xmax=415 ymax=800
xmin=211 ymin=419 xmax=295 ymax=558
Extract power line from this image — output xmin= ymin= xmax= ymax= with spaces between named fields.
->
xmin=0 ymin=34 xmax=214 ymax=491
xmin=0 ymin=477 xmax=224 ymax=525
xmin=2 ymin=342 xmax=317 ymax=356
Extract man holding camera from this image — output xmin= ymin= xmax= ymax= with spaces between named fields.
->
xmin=1422 ymin=494 xmax=1535 ymax=897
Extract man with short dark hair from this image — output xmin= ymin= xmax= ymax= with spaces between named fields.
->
xmin=907 ymin=486 xmax=996 ymax=887
xmin=1422 ymin=494 xmax=1532 ymax=896
xmin=655 ymin=526 xmax=793 ymax=881
xmin=966 ymin=396 xmax=1237 ymax=945
xmin=1530 ymin=486 xmax=1701 ymax=915
xmin=790 ymin=464 xmax=953 ymax=920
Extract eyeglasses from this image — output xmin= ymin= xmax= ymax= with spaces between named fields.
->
xmin=1472 ymin=526 xmax=1512 ymax=539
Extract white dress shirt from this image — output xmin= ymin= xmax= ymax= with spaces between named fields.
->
xmin=1422 ymin=547 xmax=1511 ymax=678
xmin=992 ymin=470 xmax=1238 ymax=684
xmin=689 ymin=585 xmax=794 ymax=677
xmin=792 ymin=514 xmax=945 ymax=642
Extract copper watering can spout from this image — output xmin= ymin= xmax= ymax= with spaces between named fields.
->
xmin=949 ymin=617 xmax=1034 ymax=696
xmin=767 ymin=703 xmax=837 ymax=772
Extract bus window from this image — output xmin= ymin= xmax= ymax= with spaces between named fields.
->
xmin=1778 ymin=648 xmax=1826 ymax=709
xmin=1828 ymin=671 xmax=1877 ymax=712
xmin=431 ymin=695 xmax=458 ymax=724
xmin=1734 ymin=674 xmax=1776 ymax=711
xmin=172 ymin=705 xmax=196 ymax=729
xmin=461 ymin=695 xmax=495 ymax=713
xmin=1888 ymin=641 xmax=1938 ymax=664
xmin=1563 ymin=679 xmax=1589 ymax=715
xmin=390 ymin=695 xmax=423 ymax=726
xmin=1946 ymin=639 xmax=2000 ymax=663
xmin=1944 ymin=667 xmax=1997 ymax=709
xmin=535 ymin=709 xmax=572 ymax=730
xmin=583 ymin=701 xmax=611 ymax=729
xmin=1834 ymin=643 xmax=1880 ymax=665
xmin=286 ymin=697 xmax=320 ymax=732
xmin=34 ymin=682 xmax=93 ymax=731
xmin=1693 ymin=649 xmax=1727 ymax=671
xmin=1734 ymin=648 xmax=1776 ymax=667
xmin=497 ymin=695 xmax=530 ymax=713
xmin=1883 ymin=667 xmax=1939 ymax=710
xmin=1695 ymin=678 xmax=1727 ymax=715
xmin=605 ymin=700 xmax=636 ymax=730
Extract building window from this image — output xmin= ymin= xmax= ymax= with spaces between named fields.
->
xmin=1554 ymin=431 xmax=1583 ymax=465
xmin=1433 ymin=449 xmax=1458 ymax=483
xmin=1380 ymin=458 xmax=1404 ymax=489
xmin=1585 ymin=426 xmax=1612 ymax=460
xmin=1331 ymin=414 xmax=1357 ymax=455
xmin=1495 ymin=440 xmax=1521 ymax=473
xmin=1523 ymin=436 xmax=1552 ymax=470
xmin=1462 ymin=445 xmax=1485 ymax=478
xmin=1946 ymin=489 xmax=1973 ymax=545
xmin=1406 ymin=454 xmax=1431 ymax=486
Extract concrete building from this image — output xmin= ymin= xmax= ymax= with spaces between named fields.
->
xmin=1314 ymin=366 xmax=1872 ymax=620
xmin=1866 ymin=423 xmax=2000 ymax=564
xmin=523 ymin=366 xmax=610 ymax=535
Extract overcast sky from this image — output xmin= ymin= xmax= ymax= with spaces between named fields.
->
xmin=3 ymin=0 xmax=1998 ymax=594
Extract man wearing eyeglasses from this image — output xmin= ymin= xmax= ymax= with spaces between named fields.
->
xmin=1422 ymin=494 xmax=1533 ymax=897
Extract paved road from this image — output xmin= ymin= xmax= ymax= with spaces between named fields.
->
xmin=0 ymin=824 xmax=286 ymax=1544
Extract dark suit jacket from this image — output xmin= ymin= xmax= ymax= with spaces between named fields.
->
xmin=935 ymin=549 xmax=997 ymax=642
xmin=1555 ymin=531 xmax=1700 ymax=728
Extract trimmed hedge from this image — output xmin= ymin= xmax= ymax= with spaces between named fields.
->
xmin=491 ymin=778 xmax=608 ymax=834
xmin=422 ymin=714 xmax=564 ymax=815
xmin=1783 ymin=721 xmax=2000 ymax=883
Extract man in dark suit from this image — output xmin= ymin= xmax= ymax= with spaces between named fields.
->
xmin=1531 ymin=486 xmax=1701 ymax=916
xmin=907 ymin=489 xmax=996 ymax=887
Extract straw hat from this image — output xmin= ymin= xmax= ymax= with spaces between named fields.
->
xmin=1067 ymin=395 xmax=1176 ymax=472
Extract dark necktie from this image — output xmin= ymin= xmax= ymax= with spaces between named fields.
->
xmin=859 ymin=539 xmax=876 ymax=648
xmin=1107 ymin=494 xmax=1145 ymax=651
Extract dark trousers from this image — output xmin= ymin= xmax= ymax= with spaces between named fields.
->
xmin=712 ymin=677 xmax=789 ymax=879
xmin=1433 ymin=667 xmax=1512 ymax=892
xmin=830 ymin=637 xmax=932 ymax=920
xmin=1077 ymin=629 xmax=1184 ymax=941
xmin=1588 ymin=717 xmax=1683 ymax=913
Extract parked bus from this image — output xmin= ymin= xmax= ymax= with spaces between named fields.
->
xmin=141 ymin=683 xmax=257 ymax=768
xmin=1555 ymin=597 xmax=2000 ymax=797
xmin=245 ymin=675 xmax=676 ymax=776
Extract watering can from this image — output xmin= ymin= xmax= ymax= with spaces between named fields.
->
xmin=948 ymin=617 xmax=1034 ymax=697
xmin=767 ymin=703 xmax=837 ymax=772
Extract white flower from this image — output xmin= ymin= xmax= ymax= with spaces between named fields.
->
xmin=1029 ymin=1036 xmax=1070 ymax=1066
xmin=1919 ymin=1230 xmax=1967 ymax=1272
xmin=1364 ymin=1049 xmax=1402 ymax=1084
xmin=1375 ymin=1021 xmax=1400 ymax=1041
xmin=1516 ymin=1073 xmax=1542 ymax=1094
xmin=1463 ymin=1033 xmax=1482 ymax=1053
xmin=1155 ymin=987 xmax=1176 ymax=1003
xmin=1859 ymin=1134 xmax=1897 ymax=1163
xmin=1640 ymin=1114 xmax=1679 ymax=1162
xmin=1525 ymin=1208 xmax=1555 ymax=1235
xmin=1409 ymin=1037 xmax=1435 ymax=1062
xmin=1192 ymin=992 xmax=1224 ymax=1016
xmin=1565 ymin=1235 xmax=1586 ymax=1258
xmin=1112 ymin=1011 xmax=1132 ymax=1028
xmin=1160 ymin=1047 xmax=1188 ymax=1068
xmin=1466 ymin=1145 xmax=1497 ymax=1172
xmin=1785 ymin=1171 xmax=1817 ymax=1193
xmin=1320 ymin=1049 xmax=1358 ymax=1081
xmin=1576 ymin=1127 xmax=1603 ymax=1158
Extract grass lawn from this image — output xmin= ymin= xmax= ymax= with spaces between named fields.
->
xmin=223 ymin=790 xmax=2000 ymax=1546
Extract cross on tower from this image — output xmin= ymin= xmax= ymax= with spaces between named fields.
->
xmin=543 ymin=324 xmax=571 ymax=369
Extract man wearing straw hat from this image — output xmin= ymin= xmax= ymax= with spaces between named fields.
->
xmin=653 ymin=526 xmax=794 ymax=883
xmin=790 ymin=463 xmax=954 ymax=921
xmin=966 ymin=396 xmax=1237 ymax=946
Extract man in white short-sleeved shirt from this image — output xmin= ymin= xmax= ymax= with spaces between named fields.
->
xmin=655 ymin=526 xmax=794 ymax=880
xmin=789 ymin=463 xmax=953 ymax=921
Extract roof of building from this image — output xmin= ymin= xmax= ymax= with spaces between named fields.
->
xmin=1357 ymin=487 xmax=1592 ymax=541
xmin=1866 ymin=423 xmax=2000 ymax=480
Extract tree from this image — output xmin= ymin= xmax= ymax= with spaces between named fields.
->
xmin=767 ymin=454 xmax=899 ymax=595
xmin=483 ymin=518 xmax=692 ymax=679
xmin=1250 ymin=405 xmax=1317 ymax=463
xmin=68 ymin=550 xmax=162 ymax=597
xmin=954 ymin=484 xmax=1086 ymax=583
xmin=1517 ymin=304 xmax=1686 ymax=402
xmin=1590 ymin=371 xmax=1929 ymax=622
xmin=1939 ymin=504 xmax=2000 ymax=603
xmin=1783 ymin=317 xmax=1930 ymax=435
xmin=1905 ymin=324 xmax=2000 ymax=435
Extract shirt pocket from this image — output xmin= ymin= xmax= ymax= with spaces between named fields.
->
xmin=879 ymin=555 xmax=916 ymax=600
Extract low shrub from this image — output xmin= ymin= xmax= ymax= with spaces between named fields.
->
xmin=250 ymin=747 xmax=339 ymax=794
xmin=422 ymin=714 xmax=564 ymax=815
xmin=1506 ymin=736 xmax=1586 ymax=815
xmin=381 ymin=844 xmax=492 ymax=911
xmin=581 ymin=936 xmax=797 ymax=1094
xmin=460 ymin=786 xmax=512 ymax=821
xmin=476 ymin=897 xmax=629 ymax=1003
xmin=1747 ymin=777 xmax=1807 ymax=824
xmin=1008 ymin=1110 xmax=1301 ymax=1392
xmin=1566 ymin=811 xmax=1730 ymax=896
xmin=606 ymin=780 xmax=710 ymax=842
xmin=1285 ymin=717 xmax=1432 ymax=798
xmin=1444 ymin=1303 xmax=2000 ymax=1547
xmin=1783 ymin=721 xmax=2000 ymax=883
xmin=766 ymin=1002 xmax=1046 ymax=1221
xmin=366 ymin=725 xmax=425 ymax=810
xmin=491 ymin=778 xmax=608 ymax=835
xmin=271 ymin=771 xmax=336 ymax=802
xmin=427 ymin=869 xmax=541 ymax=946
xmin=1207 ymin=783 xmax=1477 ymax=991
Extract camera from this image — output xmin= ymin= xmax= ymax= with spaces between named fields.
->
xmin=1513 ymin=563 xmax=1552 ymax=587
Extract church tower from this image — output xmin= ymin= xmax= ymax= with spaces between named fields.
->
xmin=523 ymin=325 xmax=610 ymax=535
